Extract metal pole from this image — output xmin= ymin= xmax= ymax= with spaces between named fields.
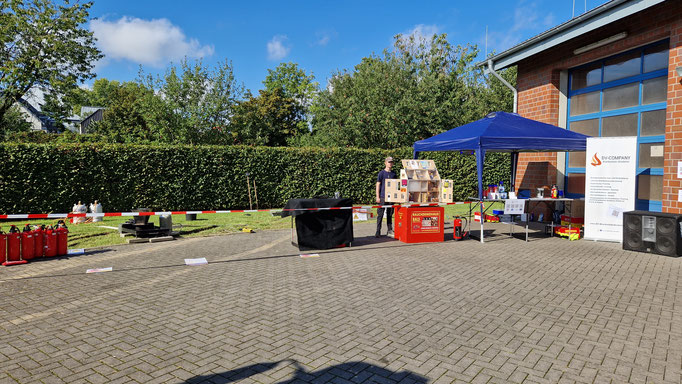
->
xmin=511 ymin=151 xmax=519 ymax=192
xmin=480 ymin=200 xmax=484 ymax=244
xmin=246 ymin=173 xmax=252 ymax=210
xmin=487 ymin=59 xmax=517 ymax=113
xmin=476 ymin=147 xmax=485 ymax=243
xmin=253 ymin=179 xmax=259 ymax=210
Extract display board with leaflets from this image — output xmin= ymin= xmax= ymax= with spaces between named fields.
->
xmin=504 ymin=199 xmax=526 ymax=215
xmin=583 ymin=137 xmax=637 ymax=242
xmin=384 ymin=160 xmax=453 ymax=204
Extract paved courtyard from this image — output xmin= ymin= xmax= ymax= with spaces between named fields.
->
xmin=0 ymin=221 xmax=680 ymax=383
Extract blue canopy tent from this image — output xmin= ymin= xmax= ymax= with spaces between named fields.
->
xmin=413 ymin=112 xmax=590 ymax=200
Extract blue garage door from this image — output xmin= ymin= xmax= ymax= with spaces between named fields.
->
xmin=566 ymin=40 xmax=668 ymax=211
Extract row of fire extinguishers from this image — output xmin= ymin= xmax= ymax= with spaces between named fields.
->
xmin=0 ymin=220 xmax=69 ymax=266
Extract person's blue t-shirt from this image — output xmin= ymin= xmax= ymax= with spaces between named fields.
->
xmin=377 ymin=169 xmax=397 ymax=200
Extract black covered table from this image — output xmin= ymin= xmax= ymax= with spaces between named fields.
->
xmin=282 ymin=198 xmax=354 ymax=250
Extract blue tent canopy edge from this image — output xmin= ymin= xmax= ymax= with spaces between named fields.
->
xmin=412 ymin=112 xmax=590 ymax=199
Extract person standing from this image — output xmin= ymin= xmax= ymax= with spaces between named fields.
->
xmin=375 ymin=156 xmax=396 ymax=237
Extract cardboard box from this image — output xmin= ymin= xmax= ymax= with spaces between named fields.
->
xmin=440 ymin=179 xmax=454 ymax=203
xmin=401 ymin=159 xmax=442 ymax=203
xmin=385 ymin=179 xmax=407 ymax=203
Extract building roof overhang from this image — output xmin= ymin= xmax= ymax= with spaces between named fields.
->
xmin=477 ymin=0 xmax=666 ymax=71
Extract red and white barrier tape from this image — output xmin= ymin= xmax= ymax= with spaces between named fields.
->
xmin=0 ymin=201 xmax=472 ymax=220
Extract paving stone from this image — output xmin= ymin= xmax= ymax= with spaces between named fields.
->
xmin=126 ymin=238 xmax=148 ymax=244
xmin=149 ymin=236 xmax=174 ymax=243
xmin=0 ymin=223 xmax=680 ymax=383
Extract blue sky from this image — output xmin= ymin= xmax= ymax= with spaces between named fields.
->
xmin=88 ymin=0 xmax=611 ymax=93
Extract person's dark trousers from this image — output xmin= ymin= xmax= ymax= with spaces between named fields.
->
xmin=375 ymin=201 xmax=394 ymax=235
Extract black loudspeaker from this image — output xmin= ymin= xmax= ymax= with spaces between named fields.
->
xmin=623 ymin=211 xmax=682 ymax=257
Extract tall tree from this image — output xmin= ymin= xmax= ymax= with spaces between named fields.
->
xmin=41 ymin=90 xmax=74 ymax=131
xmin=0 ymin=0 xmax=102 ymax=134
xmin=0 ymin=104 xmax=30 ymax=135
xmin=138 ymin=59 xmax=244 ymax=144
xmin=263 ymin=62 xmax=318 ymax=134
xmin=231 ymin=88 xmax=306 ymax=146
xmin=81 ymin=80 xmax=154 ymax=142
xmin=309 ymin=34 xmax=496 ymax=148
xmin=263 ymin=62 xmax=318 ymax=106
xmin=69 ymin=78 xmax=123 ymax=115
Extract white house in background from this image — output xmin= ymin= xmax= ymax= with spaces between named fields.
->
xmin=16 ymin=98 xmax=58 ymax=132
xmin=14 ymin=98 xmax=104 ymax=134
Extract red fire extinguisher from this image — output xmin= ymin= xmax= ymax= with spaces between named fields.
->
xmin=44 ymin=225 xmax=57 ymax=257
xmin=453 ymin=216 xmax=469 ymax=241
xmin=3 ymin=225 xmax=27 ymax=266
xmin=0 ymin=228 xmax=6 ymax=264
xmin=56 ymin=220 xmax=68 ymax=256
xmin=21 ymin=224 xmax=34 ymax=261
xmin=33 ymin=225 xmax=44 ymax=258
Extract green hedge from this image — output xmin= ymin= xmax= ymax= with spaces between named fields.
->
xmin=0 ymin=143 xmax=510 ymax=213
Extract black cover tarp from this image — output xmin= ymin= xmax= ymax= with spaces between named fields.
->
xmin=282 ymin=198 xmax=353 ymax=250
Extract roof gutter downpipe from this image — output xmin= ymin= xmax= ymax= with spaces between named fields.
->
xmin=487 ymin=59 xmax=519 ymax=193
xmin=487 ymin=59 xmax=517 ymax=113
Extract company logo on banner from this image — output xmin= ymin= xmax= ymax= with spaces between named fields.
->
xmin=590 ymin=153 xmax=602 ymax=166
xmin=584 ymin=137 xmax=637 ymax=242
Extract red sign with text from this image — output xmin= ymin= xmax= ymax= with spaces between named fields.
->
xmin=394 ymin=206 xmax=444 ymax=243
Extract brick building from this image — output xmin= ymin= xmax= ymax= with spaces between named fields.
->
xmin=481 ymin=0 xmax=681 ymax=213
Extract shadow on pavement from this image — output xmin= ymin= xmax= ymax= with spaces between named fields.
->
xmin=2 ymin=237 xmax=451 ymax=281
xmin=26 ymin=248 xmax=113 ymax=264
xmin=468 ymin=222 xmax=554 ymax=242
xmin=467 ymin=229 xmax=498 ymax=240
xmin=183 ymin=359 xmax=428 ymax=384
xmin=350 ymin=235 xmax=397 ymax=246
xmin=510 ymin=231 xmax=554 ymax=241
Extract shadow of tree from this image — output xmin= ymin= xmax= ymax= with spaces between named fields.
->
xmin=184 ymin=360 xmax=429 ymax=384
xmin=178 ymin=225 xmax=219 ymax=235
xmin=69 ymin=232 xmax=110 ymax=241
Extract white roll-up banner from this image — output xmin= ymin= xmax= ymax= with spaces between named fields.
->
xmin=584 ymin=137 xmax=637 ymax=242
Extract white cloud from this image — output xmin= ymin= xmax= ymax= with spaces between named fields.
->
xmin=267 ymin=35 xmax=290 ymax=60
xmin=404 ymin=24 xmax=440 ymax=41
xmin=308 ymin=29 xmax=339 ymax=47
xmin=483 ymin=1 xmax=556 ymax=54
xmin=509 ymin=1 xmax=554 ymax=34
xmin=90 ymin=17 xmax=214 ymax=67
xmin=313 ymin=30 xmax=337 ymax=47
xmin=317 ymin=34 xmax=330 ymax=46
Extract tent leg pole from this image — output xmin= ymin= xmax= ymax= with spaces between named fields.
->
xmin=476 ymin=147 xmax=485 ymax=243
xmin=511 ymin=151 xmax=519 ymax=192
xmin=480 ymin=201 xmax=484 ymax=243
